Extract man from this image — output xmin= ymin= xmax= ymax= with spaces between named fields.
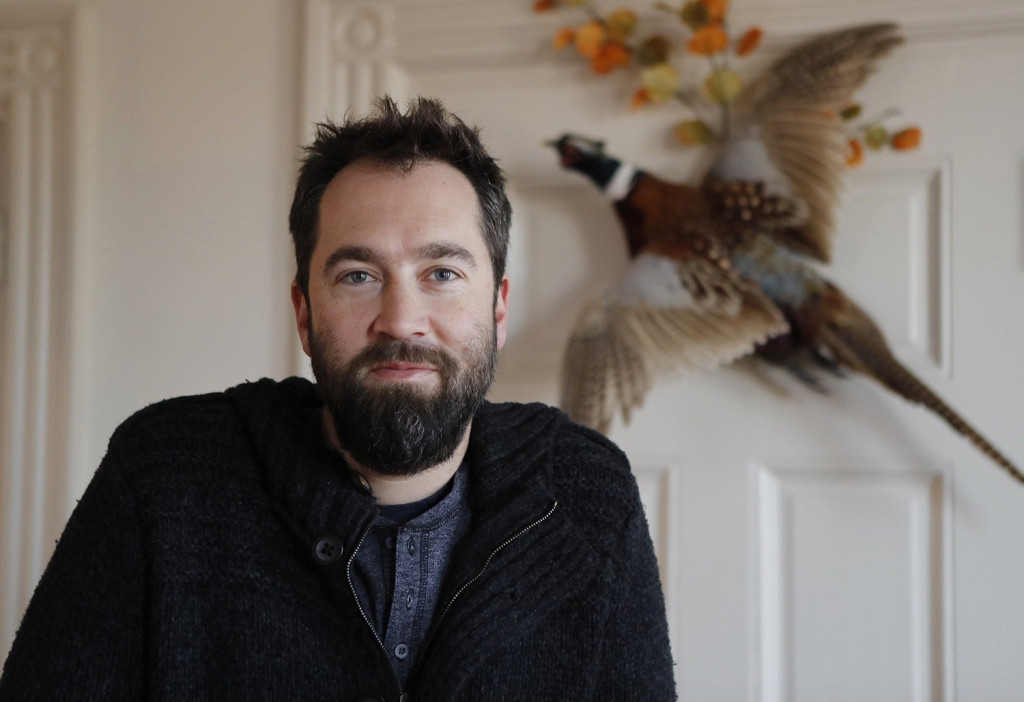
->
xmin=0 ymin=97 xmax=675 ymax=701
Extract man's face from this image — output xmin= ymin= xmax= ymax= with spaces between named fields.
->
xmin=292 ymin=159 xmax=509 ymax=475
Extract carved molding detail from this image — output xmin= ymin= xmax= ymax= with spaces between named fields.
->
xmin=0 ymin=28 xmax=62 ymax=91
xmin=302 ymin=0 xmax=397 ymax=136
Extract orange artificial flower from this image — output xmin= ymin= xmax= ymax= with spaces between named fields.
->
xmin=591 ymin=43 xmax=631 ymax=74
xmin=630 ymin=87 xmax=652 ymax=110
xmin=846 ymin=138 xmax=864 ymax=167
xmin=891 ymin=127 xmax=922 ymax=151
xmin=737 ymin=27 xmax=762 ymax=57
xmin=553 ymin=27 xmax=576 ymax=50
xmin=701 ymin=0 xmax=729 ymax=23
xmin=575 ymin=22 xmax=607 ymax=58
xmin=688 ymin=24 xmax=728 ymax=55
xmin=534 ymin=0 xmax=556 ymax=11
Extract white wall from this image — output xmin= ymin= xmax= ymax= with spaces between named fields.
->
xmin=1 ymin=2 xmax=300 ymax=652
xmin=3 ymin=0 xmax=301 ymax=487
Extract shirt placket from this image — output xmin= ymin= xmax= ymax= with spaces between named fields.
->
xmin=384 ymin=527 xmax=426 ymax=680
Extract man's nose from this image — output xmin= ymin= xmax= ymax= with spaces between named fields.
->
xmin=372 ymin=280 xmax=429 ymax=340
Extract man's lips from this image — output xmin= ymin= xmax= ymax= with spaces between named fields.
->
xmin=369 ymin=362 xmax=438 ymax=381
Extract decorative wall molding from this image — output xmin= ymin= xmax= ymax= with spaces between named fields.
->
xmin=633 ymin=460 xmax=677 ymax=586
xmin=845 ymin=160 xmax=953 ymax=378
xmin=0 ymin=6 xmax=95 ymax=659
xmin=754 ymin=462 xmax=951 ymax=702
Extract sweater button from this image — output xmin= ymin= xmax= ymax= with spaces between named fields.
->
xmin=313 ymin=535 xmax=343 ymax=564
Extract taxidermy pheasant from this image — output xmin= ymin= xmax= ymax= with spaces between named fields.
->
xmin=550 ymin=23 xmax=1024 ymax=484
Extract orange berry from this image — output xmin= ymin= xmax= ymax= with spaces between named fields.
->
xmin=846 ymin=138 xmax=864 ymax=167
xmin=701 ymin=0 xmax=729 ymax=23
xmin=891 ymin=127 xmax=922 ymax=151
xmin=553 ymin=27 xmax=576 ymax=50
xmin=575 ymin=22 xmax=606 ymax=58
xmin=630 ymin=87 xmax=652 ymax=110
xmin=688 ymin=24 xmax=728 ymax=55
xmin=591 ymin=43 xmax=631 ymax=74
xmin=736 ymin=27 xmax=762 ymax=57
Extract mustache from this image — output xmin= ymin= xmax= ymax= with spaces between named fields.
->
xmin=350 ymin=340 xmax=455 ymax=372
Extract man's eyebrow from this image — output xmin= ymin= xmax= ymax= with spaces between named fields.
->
xmin=322 ymin=245 xmax=380 ymax=274
xmin=416 ymin=242 xmax=477 ymax=268
xmin=321 ymin=241 xmax=478 ymax=275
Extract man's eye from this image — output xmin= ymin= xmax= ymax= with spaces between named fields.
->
xmin=342 ymin=270 xmax=373 ymax=284
xmin=430 ymin=268 xmax=457 ymax=282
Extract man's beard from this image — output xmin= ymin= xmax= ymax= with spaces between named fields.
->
xmin=309 ymin=324 xmax=498 ymax=477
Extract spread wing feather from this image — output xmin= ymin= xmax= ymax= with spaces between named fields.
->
xmin=734 ymin=23 xmax=904 ymax=262
xmin=561 ymin=254 xmax=788 ymax=433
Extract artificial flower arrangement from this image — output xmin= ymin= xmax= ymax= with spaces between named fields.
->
xmin=534 ymin=0 xmax=921 ymax=165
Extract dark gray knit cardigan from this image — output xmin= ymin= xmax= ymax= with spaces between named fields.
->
xmin=0 ymin=377 xmax=675 ymax=701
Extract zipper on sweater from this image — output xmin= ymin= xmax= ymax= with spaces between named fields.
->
xmin=418 ymin=500 xmax=559 ymax=663
xmin=346 ymin=516 xmax=408 ymax=702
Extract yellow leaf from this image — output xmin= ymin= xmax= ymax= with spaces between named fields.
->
xmin=674 ymin=119 xmax=717 ymax=146
xmin=704 ymin=67 xmax=742 ymax=103
xmin=607 ymin=9 xmax=638 ymax=39
xmin=839 ymin=103 xmax=862 ymax=121
xmin=642 ymin=63 xmax=680 ymax=102
xmin=864 ymin=125 xmax=888 ymax=150
xmin=680 ymin=0 xmax=709 ymax=31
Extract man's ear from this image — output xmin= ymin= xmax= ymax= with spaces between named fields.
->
xmin=494 ymin=276 xmax=510 ymax=351
xmin=291 ymin=280 xmax=312 ymax=357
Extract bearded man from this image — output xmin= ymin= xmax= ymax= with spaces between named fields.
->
xmin=0 ymin=97 xmax=676 ymax=701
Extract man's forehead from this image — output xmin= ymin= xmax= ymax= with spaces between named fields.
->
xmin=315 ymin=159 xmax=491 ymax=267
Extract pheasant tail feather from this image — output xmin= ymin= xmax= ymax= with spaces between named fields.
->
xmin=826 ymin=321 xmax=1024 ymax=485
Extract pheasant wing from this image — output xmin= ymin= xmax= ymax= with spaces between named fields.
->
xmin=722 ymin=23 xmax=904 ymax=262
xmin=561 ymin=253 xmax=788 ymax=433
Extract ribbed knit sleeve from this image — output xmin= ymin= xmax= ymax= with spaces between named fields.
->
xmin=0 ymin=446 xmax=146 ymax=701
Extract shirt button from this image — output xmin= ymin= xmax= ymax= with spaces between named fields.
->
xmin=394 ymin=643 xmax=409 ymax=660
xmin=405 ymin=591 xmax=414 ymax=610
xmin=312 ymin=535 xmax=343 ymax=564
xmin=407 ymin=537 xmax=415 ymax=555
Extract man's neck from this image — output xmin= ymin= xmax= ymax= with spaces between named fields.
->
xmin=320 ymin=408 xmax=469 ymax=505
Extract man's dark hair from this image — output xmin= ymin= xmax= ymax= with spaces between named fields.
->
xmin=289 ymin=95 xmax=512 ymax=298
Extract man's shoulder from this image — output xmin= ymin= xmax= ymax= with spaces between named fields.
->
xmin=107 ymin=376 xmax=313 ymax=457
xmin=478 ymin=399 xmax=630 ymax=469
xmin=477 ymin=400 xmax=639 ymax=520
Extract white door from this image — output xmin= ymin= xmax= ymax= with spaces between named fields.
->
xmin=307 ymin=2 xmax=1024 ymax=699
